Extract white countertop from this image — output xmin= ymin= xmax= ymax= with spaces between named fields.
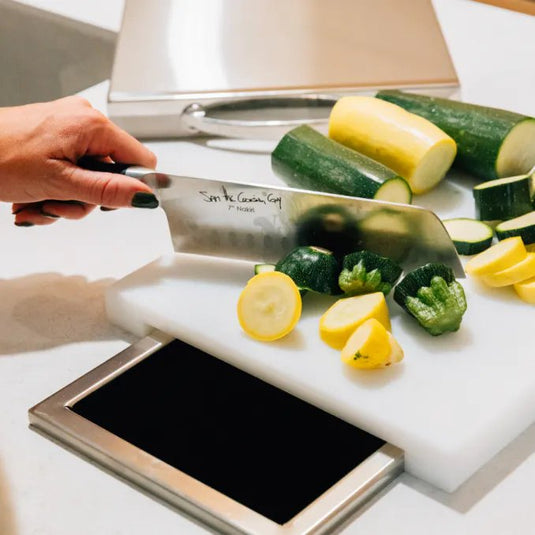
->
xmin=1 ymin=0 xmax=535 ymax=534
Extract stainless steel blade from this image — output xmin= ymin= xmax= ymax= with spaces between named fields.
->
xmin=137 ymin=171 xmax=464 ymax=277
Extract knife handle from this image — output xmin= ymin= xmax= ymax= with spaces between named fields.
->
xmin=77 ymin=156 xmax=132 ymax=175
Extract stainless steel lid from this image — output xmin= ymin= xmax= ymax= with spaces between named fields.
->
xmin=109 ymin=0 xmax=458 ymax=138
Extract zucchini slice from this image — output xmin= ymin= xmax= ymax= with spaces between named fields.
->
xmin=271 ymin=125 xmax=412 ymax=204
xmin=338 ymin=250 xmax=402 ymax=296
xmin=473 ymin=174 xmax=533 ymax=221
xmin=495 ymin=211 xmax=535 ymax=244
xmin=442 ymin=218 xmax=493 ymax=255
xmin=275 ymin=246 xmax=341 ymax=295
xmin=329 ymin=96 xmax=457 ymax=194
xmin=376 ymin=90 xmax=535 ymax=180
xmin=393 ymin=263 xmax=467 ymax=336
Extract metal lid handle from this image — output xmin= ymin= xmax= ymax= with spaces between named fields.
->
xmin=181 ymin=96 xmax=337 ymax=139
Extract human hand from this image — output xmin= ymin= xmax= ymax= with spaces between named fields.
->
xmin=0 ymin=96 xmax=158 ymax=226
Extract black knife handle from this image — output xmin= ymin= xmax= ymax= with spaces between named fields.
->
xmin=77 ymin=156 xmax=131 ymax=175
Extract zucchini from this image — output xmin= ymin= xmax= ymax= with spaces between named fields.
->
xmin=254 ymin=264 xmax=275 ymax=275
xmin=338 ymin=250 xmax=402 ymax=296
xmin=495 ymin=211 xmax=535 ymax=244
xmin=275 ymin=246 xmax=341 ymax=295
xmin=473 ymin=174 xmax=533 ymax=221
xmin=393 ymin=263 xmax=467 ymax=336
xmin=442 ymin=218 xmax=493 ymax=255
xmin=376 ymin=90 xmax=535 ymax=180
xmin=271 ymin=125 xmax=412 ymax=204
xmin=328 ymin=96 xmax=457 ymax=194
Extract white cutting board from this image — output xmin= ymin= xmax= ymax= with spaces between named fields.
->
xmin=105 ymin=218 xmax=535 ymax=493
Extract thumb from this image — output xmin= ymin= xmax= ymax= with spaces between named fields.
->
xmin=55 ymin=163 xmax=159 ymax=208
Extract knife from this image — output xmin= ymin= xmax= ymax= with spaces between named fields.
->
xmin=78 ymin=158 xmax=464 ymax=277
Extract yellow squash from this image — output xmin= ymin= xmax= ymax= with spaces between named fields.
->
xmin=237 ymin=271 xmax=302 ymax=341
xmin=329 ymin=96 xmax=457 ymax=194
xmin=481 ymin=252 xmax=535 ymax=287
xmin=319 ymin=292 xmax=390 ymax=350
xmin=341 ymin=319 xmax=404 ymax=370
xmin=465 ymin=236 xmax=527 ymax=276
xmin=514 ymin=276 xmax=535 ymax=304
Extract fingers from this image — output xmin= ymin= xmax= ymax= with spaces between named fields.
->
xmin=46 ymin=161 xmax=159 ymax=208
xmin=12 ymin=200 xmax=96 ymax=226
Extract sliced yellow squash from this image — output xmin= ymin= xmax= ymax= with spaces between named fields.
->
xmin=341 ymin=319 xmax=404 ymax=369
xmin=237 ymin=271 xmax=302 ymax=341
xmin=481 ymin=252 xmax=535 ymax=287
xmin=465 ymin=236 xmax=527 ymax=276
xmin=514 ymin=276 xmax=535 ymax=304
xmin=328 ymin=96 xmax=457 ymax=194
xmin=319 ymin=292 xmax=390 ymax=350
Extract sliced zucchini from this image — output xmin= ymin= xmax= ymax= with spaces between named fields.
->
xmin=272 ymin=124 xmax=412 ymax=204
xmin=275 ymin=246 xmax=341 ymax=295
xmin=254 ymin=264 xmax=275 ymax=275
xmin=473 ymin=174 xmax=533 ymax=221
xmin=393 ymin=263 xmax=467 ymax=336
xmin=376 ymin=90 xmax=535 ymax=180
xmin=442 ymin=218 xmax=493 ymax=255
xmin=329 ymin=96 xmax=457 ymax=194
xmin=338 ymin=250 xmax=402 ymax=296
xmin=495 ymin=211 xmax=535 ymax=244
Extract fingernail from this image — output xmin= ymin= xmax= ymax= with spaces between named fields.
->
xmin=41 ymin=211 xmax=60 ymax=218
xmin=12 ymin=207 xmax=26 ymax=215
xmin=131 ymin=192 xmax=159 ymax=209
xmin=100 ymin=206 xmax=117 ymax=212
xmin=15 ymin=221 xmax=34 ymax=227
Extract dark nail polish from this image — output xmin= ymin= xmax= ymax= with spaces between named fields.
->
xmin=100 ymin=206 xmax=117 ymax=212
xmin=41 ymin=211 xmax=60 ymax=218
xmin=15 ymin=221 xmax=34 ymax=227
xmin=131 ymin=192 xmax=159 ymax=209
xmin=12 ymin=207 xmax=26 ymax=215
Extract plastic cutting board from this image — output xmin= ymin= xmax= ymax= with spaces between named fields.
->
xmin=106 ymin=247 xmax=535 ymax=492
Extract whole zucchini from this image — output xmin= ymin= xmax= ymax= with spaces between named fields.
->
xmin=376 ymin=90 xmax=535 ymax=180
xmin=271 ymin=125 xmax=411 ymax=204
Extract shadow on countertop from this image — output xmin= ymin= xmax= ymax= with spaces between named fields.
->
xmin=0 ymin=273 xmax=136 ymax=355
xmin=0 ymin=457 xmax=17 ymax=535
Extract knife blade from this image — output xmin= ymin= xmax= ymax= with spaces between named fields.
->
xmin=78 ymin=158 xmax=464 ymax=277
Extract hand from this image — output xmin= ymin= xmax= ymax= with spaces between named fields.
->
xmin=0 ymin=96 xmax=158 ymax=226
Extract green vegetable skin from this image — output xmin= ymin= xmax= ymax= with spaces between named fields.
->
xmin=339 ymin=251 xmax=402 ymax=296
xmin=394 ymin=263 xmax=467 ymax=336
xmin=376 ymin=90 xmax=535 ymax=180
xmin=271 ymin=125 xmax=412 ymax=203
xmin=275 ymin=246 xmax=341 ymax=295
